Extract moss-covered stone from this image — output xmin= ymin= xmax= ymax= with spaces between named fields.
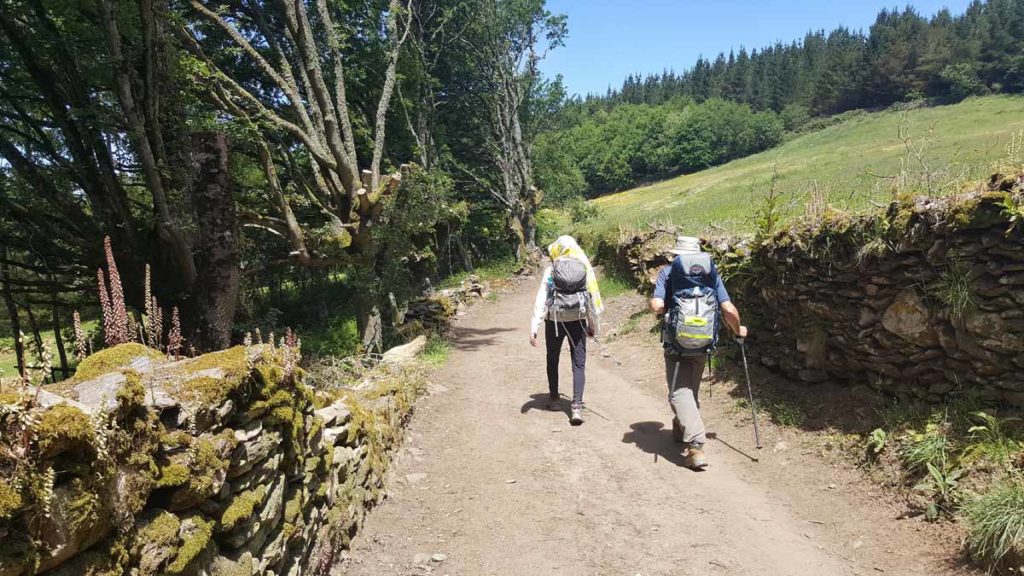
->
xmin=134 ymin=509 xmax=181 ymax=575
xmin=219 ymin=485 xmax=266 ymax=531
xmin=0 ymin=482 xmax=23 ymax=519
xmin=73 ymin=343 xmax=163 ymax=383
xmin=65 ymin=478 xmax=102 ymax=535
xmin=165 ymin=514 xmax=214 ymax=575
xmin=155 ymin=463 xmax=190 ymax=489
xmin=161 ymin=430 xmax=192 ymax=450
xmin=116 ymin=370 xmax=146 ymax=408
xmin=158 ymin=431 xmax=235 ymax=510
xmin=176 ymin=347 xmax=251 ymax=407
xmin=34 ymin=403 xmax=96 ymax=458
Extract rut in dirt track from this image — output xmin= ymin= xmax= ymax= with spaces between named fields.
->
xmin=339 ymin=280 xmax=976 ymax=576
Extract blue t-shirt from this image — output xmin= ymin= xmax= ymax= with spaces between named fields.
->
xmin=652 ymin=256 xmax=731 ymax=305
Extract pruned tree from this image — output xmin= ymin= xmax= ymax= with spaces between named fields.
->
xmin=460 ymin=0 xmax=565 ymax=258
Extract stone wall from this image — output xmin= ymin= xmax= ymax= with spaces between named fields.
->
xmin=612 ymin=171 xmax=1024 ymax=407
xmin=0 ymin=341 xmax=422 ymax=576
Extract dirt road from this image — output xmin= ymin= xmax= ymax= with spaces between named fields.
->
xmin=340 ymin=280 xmax=975 ymax=576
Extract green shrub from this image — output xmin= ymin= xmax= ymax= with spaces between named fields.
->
xmin=913 ymin=462 xmax=965 ymax=521
xmin=900 ymin=421 xmax=953 ymax=474
xmin=963 ymin=478 xmax=1024 ymax=567
xmin=567 ymin=197 xmax=600 ymax=224
xmin=304 ymin=315 xmax=360 ymax=357
xmin=962 ymin=411 xmax=1023 ymax=471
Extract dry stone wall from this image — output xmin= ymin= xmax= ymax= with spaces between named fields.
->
xmin=0 ymin=342 xmax=422 ymax=576
xmin=613 ymin=171 xmax=1024 ymax=407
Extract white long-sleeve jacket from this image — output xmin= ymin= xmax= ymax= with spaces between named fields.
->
xmin=530 ymin=266 xmax=600 ymax=336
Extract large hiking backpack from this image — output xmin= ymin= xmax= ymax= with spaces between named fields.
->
xmin=665 ymin=253 xmax=720 ymax=356
xmin=547 ymin=257 xmax=589 ymax=322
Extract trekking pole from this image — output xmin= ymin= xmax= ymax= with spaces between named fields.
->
xmin=589 ymin=335 xmax=622 ymax=366
xmin=736 ymin=337 xmax=763 ymax=450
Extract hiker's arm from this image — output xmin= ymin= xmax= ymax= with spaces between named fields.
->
xmin=529 ymin=268 xmax=551 ymax=346
xmin=650 ymin=298 xmax=666 ymax=315
xmin=720 ymin=301 xmax=748 ymax=338
xmin=649 ymin=266 xmax=670 ymax=315
xmin=710 ymin=263 xmax=747 ymax=337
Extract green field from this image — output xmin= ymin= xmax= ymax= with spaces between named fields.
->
xmin=579 ymin=96 xmax=1024 ymax=240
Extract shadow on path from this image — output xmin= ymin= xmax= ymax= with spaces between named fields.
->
xmin=621 ymin=421 xmax=688 ymax=468
xmin=450 ymin=326 xmax=516 ymax=352
xmin=706 ymin=431 xmax=761 ymax=463
xmin=520 ymin=392 xmax=569 ymax=417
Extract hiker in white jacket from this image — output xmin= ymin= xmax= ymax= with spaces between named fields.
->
xmin=529 ymin=236 xmax=603 ymax=425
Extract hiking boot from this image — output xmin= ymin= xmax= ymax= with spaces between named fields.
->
xmin=682 ymin=444 xmax=708 ymax=470
xmin=570 ymin=402 xmax=584 ymax=426
xmin=547 ymin=392 xmax=560 ymax=411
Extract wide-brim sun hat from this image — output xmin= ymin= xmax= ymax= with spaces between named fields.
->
xmin=668 ymin=236 xmax=701 ymax=255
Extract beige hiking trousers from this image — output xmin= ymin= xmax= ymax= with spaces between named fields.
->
xmin=663 ymin=353 xmax=707 ymax=446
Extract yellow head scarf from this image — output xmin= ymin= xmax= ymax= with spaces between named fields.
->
xmin=547 ymin=235 xmax=603 ymax=314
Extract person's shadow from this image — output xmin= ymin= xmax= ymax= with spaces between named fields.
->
xmin=621 ymin=421 xmax=689 ymax=468
xmin=520 ymin=392 xmax=569 ymax=417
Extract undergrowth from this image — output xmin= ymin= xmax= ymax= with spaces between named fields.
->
xmin=598 ymin=267 xmax=635 ymax=299
xmin=420 ymin=335 xmax=452 ymax=367
xmin=861 ymin=398 xmax=1024 ymax=568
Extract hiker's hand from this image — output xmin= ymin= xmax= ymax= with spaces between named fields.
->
xmin=737 ymin=325 xmax=748 ymax=338
xmin=586 ymin=326 xmax=595 ymax=337
xmin=530 ymin=333 xmax=538 ymax=347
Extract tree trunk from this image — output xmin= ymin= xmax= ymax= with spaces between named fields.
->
xmin=359 ymin=304 xmax=383 ymax=354
xmin=51 ymin=300 xmax=69 ymax=379
xmin=190 ymin=132 xmax=240 ymax=351
xmin=454 ymin=234 xmax=474 ymax=273
xmin=23 ymin=301 xmax=46 ymax=382
xmin=0 ymin=252 xmax=26 ymax=379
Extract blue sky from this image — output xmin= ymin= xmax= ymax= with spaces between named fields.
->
xmin=539 ymin=0 xmax=976 ymax=97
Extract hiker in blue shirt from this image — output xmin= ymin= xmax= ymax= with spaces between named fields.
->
xmin=650 ymin=236 xmax=747 ymax=469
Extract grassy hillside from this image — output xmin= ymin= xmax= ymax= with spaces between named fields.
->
xmin=578 ymin=95 xmax=1024 ymax=240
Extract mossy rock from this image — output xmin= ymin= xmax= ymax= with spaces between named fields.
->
xmin=219 ymin=485 xmax=267 ymax=531
xmin=165 ymin=514 xmax=215 ymax=576
xmin=157 ymin=432 xmax=236 ymax=511
xmin=133 ymin=510 xmax=182 ymax=576
xmin=72 ymin=343 xmax=165 ymax=384
xmin=0 ymin=483 xmax=23 ymax=520
xmin=33 ymin=403 xmax=96 ymax=460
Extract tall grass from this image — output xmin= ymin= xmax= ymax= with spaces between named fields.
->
xmin=420 ymin=335 xmax=452 ymax=367
xmin=963 ymin=478 xmax=1024 ymax=567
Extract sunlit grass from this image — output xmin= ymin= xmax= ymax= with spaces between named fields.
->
xmin=419 ymin=335 xmax=452 ymax=367
xmin=578 ymin=96 xmax=1024 ymax=240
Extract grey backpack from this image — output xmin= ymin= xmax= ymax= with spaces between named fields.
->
xmin=548 ymin=258 xmax=589 ymax=322
xmin=666 ymin=253 xmax=720 ymax=355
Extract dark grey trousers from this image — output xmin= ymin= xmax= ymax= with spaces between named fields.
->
xmin=545 ymin=319 xmax=587 ymax=403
